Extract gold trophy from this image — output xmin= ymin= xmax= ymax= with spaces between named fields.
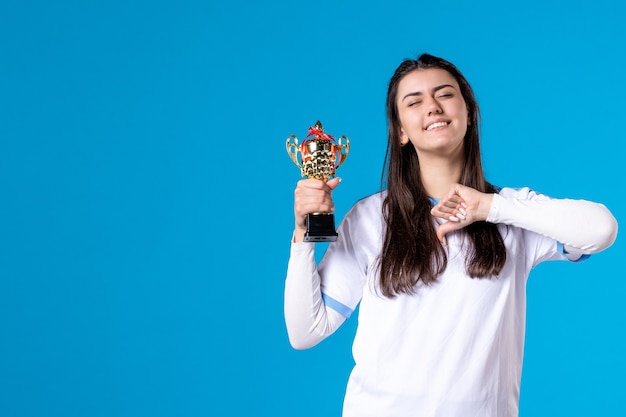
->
xmin=286 ymin=121 xmax=350 ymax=242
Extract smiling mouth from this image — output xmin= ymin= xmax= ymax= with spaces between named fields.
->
xmin=425 ymin=121 xmax=449 ymax=131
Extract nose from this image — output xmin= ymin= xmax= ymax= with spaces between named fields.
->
xmin=427 ymin=97 xmax=443 ymax=115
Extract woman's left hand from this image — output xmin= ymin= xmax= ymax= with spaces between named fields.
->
xmin=430 ymin=184 xmax=494 ymax=243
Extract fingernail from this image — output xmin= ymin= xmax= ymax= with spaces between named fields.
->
xmin=461 ymin=202 xmax=467 ymax=208
xmin=459 ymin=207 xmax=467 ymax=216
xmin=449 ymin=216 xmax=460 ymax=222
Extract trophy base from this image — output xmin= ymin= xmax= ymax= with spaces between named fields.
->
xmin=304 ymin=213 xmax=338 ymax=242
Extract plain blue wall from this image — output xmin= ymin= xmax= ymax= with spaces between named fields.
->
xmin=1 ymin=0 xmax=624 ymax=416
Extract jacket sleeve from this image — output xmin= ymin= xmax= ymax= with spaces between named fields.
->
xmin=486 ymin=191 xmax=618 ymax=257
xmin=284 ymin=241 xmax=347 ymax=350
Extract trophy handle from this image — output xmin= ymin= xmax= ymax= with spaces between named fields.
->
xmin=286 ymin=135 xmax=303 ymax=170
xmin=335 ymin=136 xmax=350 ymax=170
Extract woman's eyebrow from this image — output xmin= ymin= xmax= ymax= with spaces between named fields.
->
xmin=433 ymin=84 xmax=455 ymax=92
xmin=401 ymin=91 xmax=423 ymax=102
xmin=401 ymin=84 xmax=456 ymax=102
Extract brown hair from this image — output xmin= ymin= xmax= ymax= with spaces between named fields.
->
xmin=379 ymin=53 xmax=506 ymax=297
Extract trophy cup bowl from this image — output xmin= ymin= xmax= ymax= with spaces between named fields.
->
xmin=286 ymin=121 xmax=350 ymax=242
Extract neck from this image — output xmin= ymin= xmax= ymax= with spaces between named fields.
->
xmin=418 ymin=153 xmax=464 ymax=199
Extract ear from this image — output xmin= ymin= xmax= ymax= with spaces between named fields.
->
xmin=399 ymin=127 xmax=409 ymax=146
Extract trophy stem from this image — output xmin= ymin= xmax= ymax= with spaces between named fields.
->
xmin=304 ymin=213 xmax=338 ymax=242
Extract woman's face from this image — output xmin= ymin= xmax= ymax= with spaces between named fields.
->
xmin=396 ymin=68 xmax=469 ymax=158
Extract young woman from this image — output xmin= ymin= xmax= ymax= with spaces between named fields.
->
xmin=284 ymin=53 xmax=618 ymax=417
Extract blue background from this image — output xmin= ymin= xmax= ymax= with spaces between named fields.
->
xmin=1 ymin=0 xmax=624 ymax=416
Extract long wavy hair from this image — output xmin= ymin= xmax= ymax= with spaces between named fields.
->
xmin=379 ymin=53 xmax=506 ymax=297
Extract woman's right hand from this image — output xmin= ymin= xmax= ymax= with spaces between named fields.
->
xmin=293 ymin=177 xmax=341 ymax=242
